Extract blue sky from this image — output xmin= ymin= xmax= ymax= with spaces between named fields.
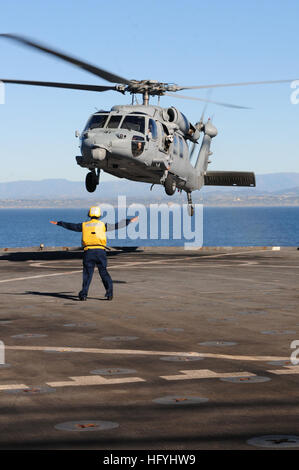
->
xmin=0 ymin=0 xmax=299 ymax=183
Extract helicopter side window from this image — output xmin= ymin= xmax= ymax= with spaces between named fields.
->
xmin=106 ymin=115 xmax=122 ymax=129
xmin=86 ymin=114 xmax=108 ymax=130
xmin=121 ymin=116 xmax=145 ymax=134
xmin=181 ymin=112 xmax=190 ymax=131
xmin=173 ymin=135 xmax=178 ymax=155
xmin=179 ymin=136 xmax=184 ymax=158
xmin=148 ymin=119 xmax=158 ymax=140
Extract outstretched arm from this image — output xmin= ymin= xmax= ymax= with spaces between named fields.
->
xmin=50 ymin=217 xmax=138 ymax=232
xmin=105 ymin=216 xmax=138 ymax=232
xmin=50 ymin=221 xmax=82 ymax=232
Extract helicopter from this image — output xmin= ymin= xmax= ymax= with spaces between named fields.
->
xmin=0 ymin=34 xmax=296 ymax=216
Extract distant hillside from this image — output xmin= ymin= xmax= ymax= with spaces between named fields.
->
xmin=1 ymin=173 xmax=299 ymax=207
xmin=1 ymin=173 xmax=299 ymax=200
xmin=255 ymin=173 xmax=299 ymax=192
xmin=0 ymin=178 xmax=156 ymax=199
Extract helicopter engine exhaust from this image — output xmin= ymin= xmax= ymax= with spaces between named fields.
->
xmin=165 ymin=106 xmax=201 ymax=141
xmin=164 ymin=107 xmax=191 ymax=134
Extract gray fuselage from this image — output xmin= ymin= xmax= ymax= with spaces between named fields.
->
xmin=77 ymin=104 xmax=203 ymax=193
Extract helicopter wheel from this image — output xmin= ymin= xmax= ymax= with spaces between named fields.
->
xmin=164 ymin=176 xmax=176 ymax=196
xmin=85 ymin=171 xmax=98 ymax=193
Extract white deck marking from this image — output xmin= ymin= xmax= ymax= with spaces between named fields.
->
xmin=5 ymin=345 xmax=290 ymax=362
xmin=190 ymin=249 xmax=272 ymax=259
xmin=161 ymin=369 xmax=256 ymax=381
xmin=5 ymin=345 xmax=203 ymax=357
xmin=47 ymin=375 xmax=145 ymax=388
xmin=0 ymin=384 xmax=29 ymax=391
xmin=0 ymin=270 xmax=82 ymax=283
xmin=2 ymin=365 xmax=297 ymax=391
xmin=0 ymin=248 xmax=285 ymax=284
xmin=0 ymin=257 xmax=191 ymax=283
xmin=267 ymin=366 xmax=299 ymax=375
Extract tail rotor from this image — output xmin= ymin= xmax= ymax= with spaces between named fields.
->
xmin=188 ymin=102 xmax=208 ymax=163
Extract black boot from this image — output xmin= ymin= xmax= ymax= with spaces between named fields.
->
xmin=78 ymin=291 xmax=87 ymax=301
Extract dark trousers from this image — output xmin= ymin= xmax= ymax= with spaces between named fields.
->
xmin=80 ymin=248 xmax=113 ymax=297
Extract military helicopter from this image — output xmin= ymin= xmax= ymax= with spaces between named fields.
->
xmin=0 ymin=34 xmax=296 ymax=215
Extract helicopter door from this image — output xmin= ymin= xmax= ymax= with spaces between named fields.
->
xmin=156 ymin=122 xmax=170 ymax=154
xmin=148 ymin=119 xmax=158 ymax=141
xmin=146 ymin=118 xmax=159 ymax=152
xmin=162 ymin=124 xmax=170 ymax=152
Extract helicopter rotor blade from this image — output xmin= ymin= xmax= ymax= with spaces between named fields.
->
xmin=199 ymin=97 xmax=211 ymax=123
xmin=177 ymin=78 xmax=298 ymax=91
xmin=189 ymin=102 xmax=209 ymax=161
xmin=0 ymin=34 xmax=131 ymax=85
xmin=164 ymin=92 xmax=251 ymax=109
xmin=0 ymin=79 xmax=119 ymax=92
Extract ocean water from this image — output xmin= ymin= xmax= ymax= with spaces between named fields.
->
xmin=0 ymin=206 xmax=298 ymax=248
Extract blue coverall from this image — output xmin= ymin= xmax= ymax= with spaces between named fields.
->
xmin=57 ymin=218 xmax=130 ymax=299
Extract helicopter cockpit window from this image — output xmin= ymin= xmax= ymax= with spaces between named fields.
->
xmin=86 ymin=114 xmax=108 ymax=130
xmin=106 ymin=115 xmax=122 ymax=129
xmin=121 ymin=116 xmax=145 ymax=134
xmin=132 ymin=136 xmax=145 ymax=157
xmin=148 ymin=119 xmax=158 ymax=140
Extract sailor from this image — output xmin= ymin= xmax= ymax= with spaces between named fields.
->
xmin=50 ymin=206 xmax=137 ymax=301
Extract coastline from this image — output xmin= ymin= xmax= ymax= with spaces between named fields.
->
xmin=1 ymin=199 xmax=299 ymax=209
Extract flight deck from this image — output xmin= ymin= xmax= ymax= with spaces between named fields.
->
xmin=0 ymin=246 xmax=298 ymax=450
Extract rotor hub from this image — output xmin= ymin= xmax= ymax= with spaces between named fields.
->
xmin=126 ymin=80 xmax=181 ymax=97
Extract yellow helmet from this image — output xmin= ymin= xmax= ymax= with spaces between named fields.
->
xmin=88 ymin=206 xmax=101 ymax=218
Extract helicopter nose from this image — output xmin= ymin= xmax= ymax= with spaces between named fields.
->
xmin=81 ymin=139 xmax=107 ymax=162
xmin=91 ymin=147 xmax=106 ymax=161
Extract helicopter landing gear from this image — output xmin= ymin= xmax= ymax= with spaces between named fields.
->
xmin=164 ymin=175 xmax=176 ymax=196
xmin=85 ymin=169 xmax=100 ymax=193
xmin=187 ymin=192 xmax=194 ymax=217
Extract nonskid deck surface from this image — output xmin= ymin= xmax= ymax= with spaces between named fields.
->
xmin=0 ymin=246 xmax=298 ymax=450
